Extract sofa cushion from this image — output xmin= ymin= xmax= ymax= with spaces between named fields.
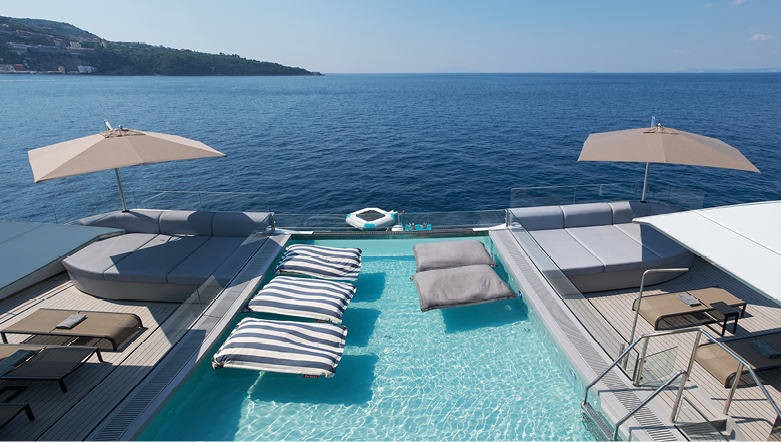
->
xmin=562 ymin=202 xmax=613 ymax=228
xmin=608 ymin=201 xmax=636 ymax=224
xmin=614 ymin=223 xmax=693 ymax=265
xmin=530 ymin=229 xmax=605 ymax=276
xmin=103 ymin=234 xmax=209 ymax=283
xmin=212 ymin=212 xmax=271 ymax=237
xmin=509 ymin=206 xmax=563 ymax=231
xmin=159 ymin=210 xmax=214 ymax=236
xmin=167 ymin=236 xmax=245 ymax=285
xmin=63 ymin=233 xmax=158 ymax=280
xmin=81 ymin=210 xmax=163 ymax=234
xmin=566 ymin=225 xmax=663 ymax=272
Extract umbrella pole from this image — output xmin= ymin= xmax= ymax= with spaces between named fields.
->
xmin=641 ymin=162 xmax=650 ymax=202
xmin=114 ymin=168 xmax=128 ymax=212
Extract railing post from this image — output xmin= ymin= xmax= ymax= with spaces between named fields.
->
xmin=724 ymin=362 xmax=743 ymax=415
xmin=670 ymin=371 xmax=688 ymax=422
xmin=634 ymin=336 xmax=651 ymax=386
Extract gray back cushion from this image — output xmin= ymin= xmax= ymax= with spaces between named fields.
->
xmin=608 ymin=201 xmax=635 ymax=224
xmin=413 ymin=240 xmax=497 ymax=272
xmin=159 ymin=211 xmax=215 ymax=236
xmin=81 ymin=210 xmax=163 ymax=234
xmin=509 ymin=206 xmax=564 ymax=231
xmin=411 ymin=265 xmax=515 ymax=312
xmin=212 ymin=212 xmax=271 ymax=237
xmin=561 ymin=202 xmax=613 ymax=228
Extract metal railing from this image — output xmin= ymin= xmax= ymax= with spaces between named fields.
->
xmin=510 ymin=183 xmax=705 ymax=210
xmin=584 ymin=326 xmax=781 ymax=441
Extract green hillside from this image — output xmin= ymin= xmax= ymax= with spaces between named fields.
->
xmin=0 ymin=15 xmax=319 ymax=76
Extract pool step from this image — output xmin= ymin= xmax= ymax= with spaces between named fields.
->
xmin=582 ymin=402 xmax=613 ymax=440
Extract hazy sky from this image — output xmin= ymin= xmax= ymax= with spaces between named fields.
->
xmin=1 ymin=0 xmax=778 ymax=73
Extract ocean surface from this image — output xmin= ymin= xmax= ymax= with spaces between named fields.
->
xmin=1 ymin=73 xmax=779 ymax=223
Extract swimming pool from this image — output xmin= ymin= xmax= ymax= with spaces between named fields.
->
xmin=138 ymin=236 xmax=598 ymax=441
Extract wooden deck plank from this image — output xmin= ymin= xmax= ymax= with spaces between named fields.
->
xmin=585 ymin=257 xmax=781 ymax=441
xmin=0 ymin=275 xmax=179 ymax=441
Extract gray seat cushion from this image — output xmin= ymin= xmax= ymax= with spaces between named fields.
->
xmin=566 ymin=225 xmax=663 ymax=272
xmin=411 ymin=265 xmax=515 ymax=312
xmin=63 ymin=233 xmax=158 ymax=280
xmin=167 ymin=236 xmax=245 ymax=285
xmin=530 ymin=229 xmax=605 ymax=276
xmin=412 ymin=240 xmax=497 ymax=272
xmin=103 ymin=234 xmax=209 ymax=283
xmin=614 ymin=223 xmax=693 ymax=265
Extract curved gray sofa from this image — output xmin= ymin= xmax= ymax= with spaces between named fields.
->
xmin=62 ymin=209 xmax=273 ymax=303
xmin=510 ymin=201 xmax=694 ymax=293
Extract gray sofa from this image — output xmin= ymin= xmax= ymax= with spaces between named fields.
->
xmin=63 ymin=209 xmax=273 ymax=303
xmin=509 ymin=201 xmax=694 ymax=293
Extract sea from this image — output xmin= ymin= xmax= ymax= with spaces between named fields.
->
xmin=1 ymin=73 xmax=779 ymax=223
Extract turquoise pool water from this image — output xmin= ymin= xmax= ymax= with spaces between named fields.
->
xmin=138 ymin=237 xmax=597 ymax=441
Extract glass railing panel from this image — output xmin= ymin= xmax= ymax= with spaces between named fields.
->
xmin=274 ymin=210 xmax=506 ymax=232
xmin=510 ymin=183 xmax=705 ymax=210
xmin=130 ymin=190 xmax=270 ymax=213
xmin=675 ymin=397 xmax=729 ymax=441
xmin=635 ymin=346 xmax=679 ymax=386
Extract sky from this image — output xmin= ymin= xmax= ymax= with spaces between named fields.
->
xmin=1 ymin=0 xmax=779 ymax=73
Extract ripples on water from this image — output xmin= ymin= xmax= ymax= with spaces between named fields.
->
xmin=0 ymin=73 xmax=779 ymax=221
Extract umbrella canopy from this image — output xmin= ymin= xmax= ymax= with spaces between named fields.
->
xmin=28 ymin=126 xmax=226 ymax=211
xmin=578 ymin=125 xmax=759 ymax=201
xmin=28 ymin=127 xmax=226 ymax=183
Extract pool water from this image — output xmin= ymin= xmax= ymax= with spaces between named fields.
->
xmin=138 ymin=237 xmax=597 ymax=441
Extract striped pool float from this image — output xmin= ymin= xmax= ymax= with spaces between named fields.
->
xmin=211 ymin=317 xmax=348 ymax=377
xmin=247 ymin=276 xmax=356 ymax=323
xmin=275 ymin=244 xmax=362 ymax=281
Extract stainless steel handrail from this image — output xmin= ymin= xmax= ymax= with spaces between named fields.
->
xmin=585 ymin=326 xmax=781 ymax=439
xmin=628 ymin=268 xmax=690 ymax=346
xmin=612 ymin=370 xmax=686 ymax=441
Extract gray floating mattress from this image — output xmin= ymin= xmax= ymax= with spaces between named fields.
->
xmin=411 ymin=264 xmax=515 ymax=312
xmin=211 ymin=317 xmax=348 ymax=377
xmin=412 ymin=240 xmax=497 ymax=272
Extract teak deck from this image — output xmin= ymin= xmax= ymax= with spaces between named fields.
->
xmin=586 ymin=257 xmax=781 ymax=441
xmin=0 ymin=232 xmax=287 ymax=441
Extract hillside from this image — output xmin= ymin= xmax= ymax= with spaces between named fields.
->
xmin=0 ymin=16 xmax=319 ymax=76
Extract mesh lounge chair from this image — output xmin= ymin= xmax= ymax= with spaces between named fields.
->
xmin=1 ymin=309 xmax=142 ymax=351
xmin=0 ymin=345 xmax=102 ymax=392
xmin=633 ymin=287 xmax=746 ymax=332
xmin=695 ymin=332 xmax=781 ymax=388
xmin=0 ymin=403 xmax=34 ymax=429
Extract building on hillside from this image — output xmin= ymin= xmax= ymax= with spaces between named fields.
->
xmin=77 ymin=65 xmax=97 ymax=74
xmin=7 ymin=43 xmax=27 ymax=54
xmin=0 ymin=65 xmax=16 ymax=72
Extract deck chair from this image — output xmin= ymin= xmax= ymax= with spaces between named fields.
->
xmin=0 ymin=345 xmax=102 ymax=392
xmin=0 ymin=403 xmax=34 ymax=429
xmin=633 ymin=287 xmax=746 ymax=332
xmin=1 ymin=309 xmax=142 ymax=351
xmin=695 ymin=332 xmax=781 ymax=388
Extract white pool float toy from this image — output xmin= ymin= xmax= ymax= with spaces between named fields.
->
xmin=346 ymin=208 xmax=398 ymax=231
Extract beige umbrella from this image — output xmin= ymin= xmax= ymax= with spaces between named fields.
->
xmin=28 ymin=123 xmax=226 ymax=211
xmin=578 ymin=123 xmax=759 ymax=201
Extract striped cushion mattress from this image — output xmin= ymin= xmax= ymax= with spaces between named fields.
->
xmin=246 ymin=276 xmax=356 ymax=324
xmin=275 ymin=244 xmax=362 ymax=281
xmin=211 ymin=317 xmax=348 ymax=377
